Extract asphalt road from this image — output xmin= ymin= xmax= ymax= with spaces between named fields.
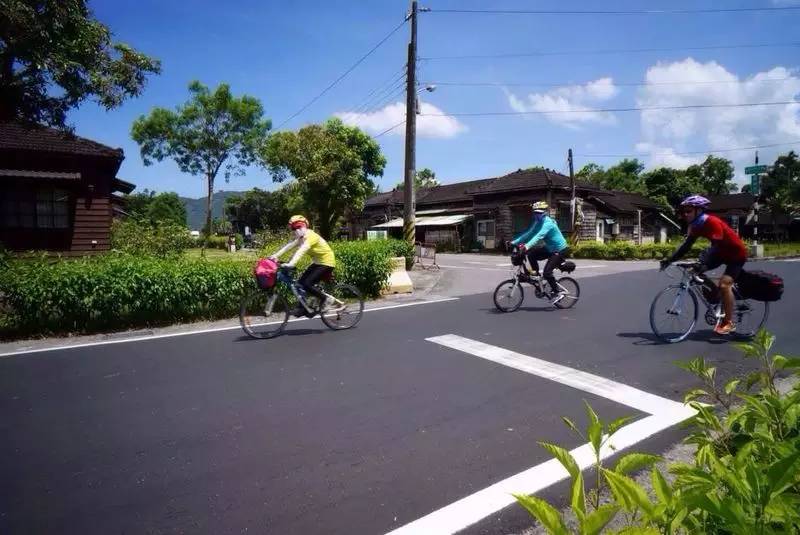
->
xmin=1 ymin=260 xmax=797 ymax=535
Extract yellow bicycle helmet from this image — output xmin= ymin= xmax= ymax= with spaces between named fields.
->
xmin=531 ymin=201 xmax=549 ymax=212
xmin=288 ymin=215 xmax=309 ymax=229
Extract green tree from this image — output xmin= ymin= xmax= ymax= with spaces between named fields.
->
xmin=686 ymin=155 xmax=737 ymax=196
xmin=0 ymin=0 xmax=161 ymax=128
xmin=261 ymin=118 xmax=386 ymax=239
xmin=741 ymin=183 xmax=753 ymax=194
xmin=224 ymin=187 xmax=290 ymax=233
xmin=576 ymin=163 xmax=606 ymax=186
xmin=146 ymin=192 xmax=187 ymax=227
xmin=761 ymin=151 xmax=800 ymax=214
xmin=603 ymin=158 xmax=646 ymax=193
xmin=123 ymin=189 xmax=156 ymax=220
xmin=395 ymin=167 xmax=440 ymax=190
xmin=642 ymin=166 xmax=704 ymax=212
xmin=131 ymin=81 xmax=271 ymax=239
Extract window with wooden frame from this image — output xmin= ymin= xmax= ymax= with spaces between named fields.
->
xmin=0 ymin=187 xmax=70 ymax=229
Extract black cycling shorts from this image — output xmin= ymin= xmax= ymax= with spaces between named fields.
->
xmin=699 ymin=249 xmax=745 ymax=280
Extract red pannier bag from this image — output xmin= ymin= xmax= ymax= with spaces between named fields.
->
xmin=253 ymin=258 xmax=278 ymax=289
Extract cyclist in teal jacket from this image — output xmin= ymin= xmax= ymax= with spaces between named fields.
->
xmin=510 ymin=201 xmax=570 ymax=302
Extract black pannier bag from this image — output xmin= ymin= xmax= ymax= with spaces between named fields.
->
xmin=737 ymin=270 xmax=784 ymax=302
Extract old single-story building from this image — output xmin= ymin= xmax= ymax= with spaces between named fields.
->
xmin=0 ymin=121 xmax=135 ymax=255
xmin=353 ymin=168 xmax=678 ymax=250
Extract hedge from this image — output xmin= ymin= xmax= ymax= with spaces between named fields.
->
xmin=110 ymin=219 xmax=193 ymax=258
xmin=0 ymin=238 xmax=413 ymax=337
xmin=570 ymin=241 xmax=705 ymax=260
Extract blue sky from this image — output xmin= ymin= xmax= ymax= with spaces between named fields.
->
xmin=71 ymin=0 xmax=800 ymax=198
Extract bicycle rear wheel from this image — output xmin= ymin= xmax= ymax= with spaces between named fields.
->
xmin=493 ymin=279 xmax=524 ymax=312
xmin=320 ymin=284 xmax=364 ymax=330
xmin=239 ymin=289 xmax=290 ymax=339
xmin=554 ymin=277 xmax=580 ymax=309
xmin=649 ymin=285 xmax=698 ymax=343
xmin=733 ymin=299 xmax=769 ymax=339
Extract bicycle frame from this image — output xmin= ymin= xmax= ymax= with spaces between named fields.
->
xmin=276 ymin=269 xmax=337 ymax=315
xmin=666 ymin=264 xmax=753 ymax=325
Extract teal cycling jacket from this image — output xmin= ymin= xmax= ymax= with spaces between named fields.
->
xmin=511 ymin=215 xmax=568 ymax=253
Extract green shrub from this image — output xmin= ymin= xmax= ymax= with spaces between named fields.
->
xmin=515 ymin=329 xmax=800 ymax=534
xmin=111 ymin=219 xmax=192 ymax=257
xmin=329 ymin=240 xmax=395 ymax=298
xmin=0 ymin=254 xmax=252 ymax=336
xmin=572 ymin=241 xmax=705 ymax=260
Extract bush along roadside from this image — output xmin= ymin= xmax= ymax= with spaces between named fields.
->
xmin=0 ymin=238 xmax=412 ymax=338
xmin=515 ymin=329 xmax=800 ymax=534
xmin=570 ymin=241 xmax=706 ymax=261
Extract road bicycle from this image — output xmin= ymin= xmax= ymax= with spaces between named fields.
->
xmin=239 ymin=266 xmax=364 ymax=339
xmin=649 ymin=262 xmax=769 ymax=343
xmin=493 ymin=248 xmax=580 ymax=312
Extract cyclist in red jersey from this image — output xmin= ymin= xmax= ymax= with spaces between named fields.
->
xmin=660 ymin=194 xmax=748 ymax=335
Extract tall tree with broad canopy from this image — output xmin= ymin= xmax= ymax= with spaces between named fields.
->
xmin=131 ymin=81 xmax=271 ymax=238
xmin=1 ymin=0 xmax=161 ymax=128
xmin=395 ymin=167 xmax=439 ymax=190
xmin=224 ymin=187 xmax=290 ymax=233
xmin=261 ymin=118 xmax=386 ymax=239
xmin=761 ymin=151 xmax=800 ymax=214
xmin=686 ymin=155 xmax=737 ymax=196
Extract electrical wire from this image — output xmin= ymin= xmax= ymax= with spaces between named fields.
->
xmin=420 ymin=77 xmax=795 ymax=89
xmin=374 ymin=120 xmax=406 ymax=138
xmin=419 ymin=101 xmax=800 ymax=117
xmin=427 ymin=7 xmax=800 ymax=15
xmin=579 ymin=141 xmax=800 ymax=159
xmin=421 ymin=42 xmax=800 ymax=60
xmin=351 ymin=65 xmax=407 ymax=113
xmin=275 ymin=18 xmax=407 ymax=130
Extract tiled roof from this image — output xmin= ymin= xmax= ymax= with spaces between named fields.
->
xmin=469 ymin=168 xmax=599 ymax=194
xmin=416 ymin=178 xmax=494 ymax=205
xmin=707 ymin=193 xmax=755 ymax=211
xmin=589 ymin=191 xmax=662 ymax=213
xmin=0 ymin=121 xmax=124 ymax=159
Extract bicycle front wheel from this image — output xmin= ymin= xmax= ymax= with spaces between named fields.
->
xmin=733 ymin=299 xmax=769 ymax=339
xmin=239 ymin=289 xmax=290 ymax=339
xmin=649 ymin=285 xmax=698 ymax=343
xmin=320 ymin=284 xmax=364 ymax=330
xmin=554 ymin=277 xmax=580 ymax=309
xmin=494 ymin=279 xmax=525 ymax=312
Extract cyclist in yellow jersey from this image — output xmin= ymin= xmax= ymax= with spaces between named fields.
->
xmin=269 ymin=215 xmax=336 ymax=313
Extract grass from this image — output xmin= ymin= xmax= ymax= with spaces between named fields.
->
xmin=184 ymin=248 xmax=258 ymax=261
xmin=760 ymin=241 xmax=800 ymax=257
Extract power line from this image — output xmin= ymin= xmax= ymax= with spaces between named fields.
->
xmin=421 ymin=42 xmax=800 ymax=60
xmin=420 ymin=101 xmax=800 ymax=117
xmin=350 ymin=65 xmax=407 ymax=113
xmin=421 ymin=77 xmax=795 ymax=89
xmin=579 ymin=141 xmax=800 ymax=159
xmin=366 ymin=85 xmax=407 ymax=114
xmin=427 ymin=7 xmax=800 ymax=15
xmin=375 ymin=120 xmax=406 ymax=138
xmin=275 ymin=18 xmax=407 ymax=130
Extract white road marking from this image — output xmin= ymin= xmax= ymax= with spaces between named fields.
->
xmin=386 ymin=334 xmax=696 ymax=535
xmin=0 ymin=298 xmax=460 ymax=358
xmin=426 ymin=335 xmax=683 ymax=414
xmin=779 ymin=258 xmax=800 ymax=262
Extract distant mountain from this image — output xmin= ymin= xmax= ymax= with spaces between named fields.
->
xmin=180 ymin=191 xmax=245 ymax=230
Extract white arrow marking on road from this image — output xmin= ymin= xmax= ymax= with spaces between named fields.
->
xmin=386 ymin=334 xmax=696 ymax=535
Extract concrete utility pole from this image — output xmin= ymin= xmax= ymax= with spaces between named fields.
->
xmin=402 ymin=0 xmax=419 ymax=262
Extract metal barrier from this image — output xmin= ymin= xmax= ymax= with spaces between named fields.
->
xmin=415 ymin=242 xmax=439 ymax=270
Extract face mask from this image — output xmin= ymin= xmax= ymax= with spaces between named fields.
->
xmin=293 ymin=227 xmax=307 ymax=238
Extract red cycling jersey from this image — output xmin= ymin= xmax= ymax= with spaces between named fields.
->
xmin=689 ymin=213 xmax=748 ymax=262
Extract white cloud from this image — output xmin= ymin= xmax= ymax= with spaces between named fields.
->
xmin=636 ymin=58 xmax=800 ymax=176
xmin=335 ymin=101 xmax=467 ymax=139
xmin=505 ymin=77 xmax=619 ymax=128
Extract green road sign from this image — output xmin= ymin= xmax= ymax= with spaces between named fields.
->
xmin=745 ymin=165 xmax=767 ymax=175
xmin=751 ymin=175 xmax=760 ymax=192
